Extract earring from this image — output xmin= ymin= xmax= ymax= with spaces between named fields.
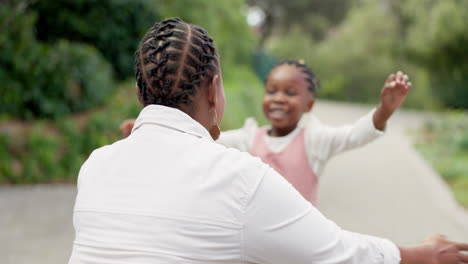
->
xmin=209 ymin=107 xmax=221 ymax=140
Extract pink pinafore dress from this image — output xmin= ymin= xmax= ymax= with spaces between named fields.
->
xmin=250 ymin=127 xmax=319 ymax=206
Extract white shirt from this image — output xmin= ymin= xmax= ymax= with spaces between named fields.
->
xmin=69 ymin=105 xmax=400 ymax=264
xmin=217 ymin=110 xmax=384 ymax=176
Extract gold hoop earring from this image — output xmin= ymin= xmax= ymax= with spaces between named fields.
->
xmin=209 ymin=107 xmax=220 ymax=140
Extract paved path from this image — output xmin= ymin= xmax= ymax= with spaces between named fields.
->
xmin=1 ymin=101 xmax=467 ymax=263
xmin=314 ymin=101 xmax=468 ymax=245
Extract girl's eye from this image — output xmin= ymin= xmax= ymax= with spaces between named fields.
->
xmin=266 ymin=89 xmax=276 ymax=95
xmin=286 ymin=91 xmax=297 ymax=96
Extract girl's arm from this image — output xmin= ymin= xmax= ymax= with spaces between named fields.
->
xmin=216 ymin=118 xmax=258 ymax=152
xmin=310 ymin=71 xmax=411 ymax=159
xmin=120 ymin=119 xmax=136 ymax=138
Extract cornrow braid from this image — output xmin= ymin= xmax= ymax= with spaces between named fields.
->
xmin=134 ymin=18 xmax=219 ymax=108
xmin=270 ymin=59 xmax=319 ymax=94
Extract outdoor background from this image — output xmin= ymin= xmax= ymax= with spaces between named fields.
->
xmin=1 ymin=0 xmax=467 ymax=206
xmin=1 ymin=0 xmax=468 ymax=263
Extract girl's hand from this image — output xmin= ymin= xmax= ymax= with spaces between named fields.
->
xmin=120 ymin=119 xmax=136 ymax=138
xmin=380 ymin=71 xmax=412 ymax=114
xmin=373 ymin=71 xmax=412 ymax=130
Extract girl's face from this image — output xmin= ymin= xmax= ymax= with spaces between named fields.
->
xmin=263 ymin=65 xmax=314 ymax=137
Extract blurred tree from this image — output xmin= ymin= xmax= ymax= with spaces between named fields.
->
xmin=156 ymin=0 xmax=257 ymax=69
xmin=247 ymin=0 xmax=354 ymax=46
xmin=268 ymin=1 xmax=400 ymax=102
xmin=0 ymin=3 xmax=114 ymax=119
xmin=29 ymin=0 xmax=159 ymax=79
xmin=403 ymin=0 xmax=468 ymax=108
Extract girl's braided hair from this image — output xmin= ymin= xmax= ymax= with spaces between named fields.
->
xmin=135 ymin=18 xmax=219 ymax=108
xmin=270 ymin=59 xmax=319 ymax=94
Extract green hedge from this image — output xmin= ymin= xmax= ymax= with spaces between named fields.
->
xmin=0 ymin=5 xmax=114 ymax=119
xmin=30 ymin=0 xmax=159 ymax=79
xmin=415 ymin=112 xmax=468 ymax=207
xmin=0 ymin=83 xmax=139 ymax=184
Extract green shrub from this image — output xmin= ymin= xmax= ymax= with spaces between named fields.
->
xmin=415 ymin=111 xmax=468 ymax=207
xmin=30 ymin=0 xmax=159 ymax=79
xmin=0 ymin=5 xmax=114 ymax=119
xmin=221 ymin=66 xmax=266 ymax=129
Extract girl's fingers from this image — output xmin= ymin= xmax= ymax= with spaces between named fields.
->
xmin=386 ymin=73 xmax=396 ymax=83
xmin=387 ymin=81 xmax=396 ymax=89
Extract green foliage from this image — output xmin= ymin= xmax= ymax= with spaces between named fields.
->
xmin=156 ymin=0 xmax=257 ymax=69
xmin=30 ymin=0 xmax=159 ymax=79
xmin=0 ymin=5 xmax=114 ymax=119
xmin=266 ymin=0 xmax=440 ymax=109
xmin=405 ymin=0 xmax=468 ymax=108
xmin=221 ymin=66 xmax=266 ymax=129
xmin=248 ymin=0 xmax=353 ymax=42
xmin=416 ymin=112 xmax=468 ymax=207
xmin=268 ymin=2 xmax=398 ymax=102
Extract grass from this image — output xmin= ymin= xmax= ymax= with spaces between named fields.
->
xmin=414 ymin=111 xmax=468 ymax=208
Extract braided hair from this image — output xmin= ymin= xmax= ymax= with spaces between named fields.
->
xmin=269 ymin=59 xmax=319 ymax=94
xmin=135 ymin=18 xmax=219 ymax=109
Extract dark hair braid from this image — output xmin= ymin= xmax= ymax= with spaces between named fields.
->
xmin=270 ymin=59 xmax=319 ymax=94
xmin=135 ymin=18 xmax=219 ymax=108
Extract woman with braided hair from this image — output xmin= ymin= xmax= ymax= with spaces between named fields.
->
xmin=70 ymin=18 xmax=468 ymax=264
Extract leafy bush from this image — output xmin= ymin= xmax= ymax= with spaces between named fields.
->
xmin=405 ymin=0 xmax=468 ymax=109
xmin=157 ymin=0 xmax=257 ymax=69
xmin=415 ymin=112 xmax=468 ymax=207
xmin=221 ymin=66 xmax=266 ymax=129
xmin=30 ymin=0 xmax=159 ymax=79
xmin=0 ymin=5 xmax=114 ymax=119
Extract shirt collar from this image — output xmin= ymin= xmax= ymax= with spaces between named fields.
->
xmin=131 ymin=105 xmax=213 ymax=141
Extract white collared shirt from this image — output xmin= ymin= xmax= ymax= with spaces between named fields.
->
xmin=69 ymin=105 xmax=400 ymax=264
xmin=217 ymin=109 xmax=384 ymax=176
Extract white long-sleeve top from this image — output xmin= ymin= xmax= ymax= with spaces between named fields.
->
xmin=217 ymin=110 xmax=384 ymax=176
xmin=69 ymin=105 xmax=400 ymax=264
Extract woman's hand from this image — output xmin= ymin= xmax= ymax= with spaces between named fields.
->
xmin=400 ymin=235 xmax=468 ymax=264
xmin=120 ymin=119 xmax=136 ymax=138
xmin=373 ymin=71 xmax=412 ymax=130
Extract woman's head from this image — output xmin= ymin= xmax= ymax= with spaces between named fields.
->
xmin=263 ymin=60 xmax=318 ymax=136
xmin=134 ymin=18 xmax=225 ymax=139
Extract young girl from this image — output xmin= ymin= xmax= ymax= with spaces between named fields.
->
xmin=216 ymin=60 xmax=411 ymax=205
xmin=121 ymin=60 xmax=411 ymax=206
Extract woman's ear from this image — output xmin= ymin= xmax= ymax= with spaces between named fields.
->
xmin=207 ymin=75 xmax=220 ymax=107
xmin=135 ymin=83 xmax=144 ymax=106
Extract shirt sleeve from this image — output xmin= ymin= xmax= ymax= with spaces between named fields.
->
xmin=308 ymin=108 xmax=385 ymax=160
xmin=216 ymin=118 xmax=258 ymax=152
xmin=243 ymin=168 xmax=401 ymax=264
